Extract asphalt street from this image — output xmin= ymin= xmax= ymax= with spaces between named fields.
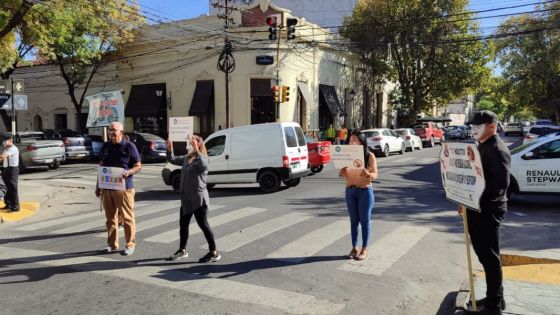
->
xmin=0 ymin=138 xmax=557 ymax=315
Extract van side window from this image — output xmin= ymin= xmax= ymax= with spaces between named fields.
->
xmin=294 ymin=126 xmax=306 ymax=147
xmin=206 ymin=136 xmax=226 ymax=156
xmin=284 ymin=127 xmax=298 ymax=148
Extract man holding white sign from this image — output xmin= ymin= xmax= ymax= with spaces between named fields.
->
xmin=95 ymin=122 xmax=142 ymax=256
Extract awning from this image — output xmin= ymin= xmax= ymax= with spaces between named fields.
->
xmin=125 ymin=83 xmax=166 ymax=116
xmin=297 ymin=82 xmax=314 ymax=107
xmin=319 ymin=84 xmax=344 ymax=115
xmin=189 ymin=81 xmax=214 ymax=116
xmin=251 ymin=79 xmax=273 ymax=97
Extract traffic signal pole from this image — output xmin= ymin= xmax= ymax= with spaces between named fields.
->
xmin=275 ymin=25 xmax=282 ymax=121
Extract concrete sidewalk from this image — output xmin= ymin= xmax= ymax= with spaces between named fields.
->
xmin=0 ymin=180 xmax=57 ymax=223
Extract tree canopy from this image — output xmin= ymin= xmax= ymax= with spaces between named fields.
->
xmin=341 ymin=0 xmax=491 ymax=126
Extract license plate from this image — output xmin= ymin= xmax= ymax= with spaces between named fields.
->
xmin=159 ymin=153 xmax=166 ymax=156
xmin=291 ymin=163 xmax=300 ymax=169
xmin=45 ymin=159 xmax=53 ymax=163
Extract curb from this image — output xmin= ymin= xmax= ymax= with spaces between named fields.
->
xmin=0 ymin=183 xmax=57 ymax=223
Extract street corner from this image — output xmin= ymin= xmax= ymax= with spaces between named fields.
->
xmin=0 ymin=201 xmax=40 ymax=223
xmin=500 ymin=253 xmax=560 ymax=286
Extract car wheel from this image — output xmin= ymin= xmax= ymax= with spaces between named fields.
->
xmin=311 ymin=165 xmax=323 ymax=173
xmin=171 ymin=173 xmax=181 ymax=191
xmin=258 ymin=170 xmax=281 ymax=193
xmin=283 ymin=178 xmax=301 ymax=187
xmin=399 ymin=143 xmax=405 ymax=154
xmin=19 ymin=156 xmax=26 ymax=173
xmin=48 ymin=159 xmax=60 ymax=170
xmin=382 ymin=145 xmax=390 ymax=157
xmin=416 ymin=141 xmax=422 ymax=150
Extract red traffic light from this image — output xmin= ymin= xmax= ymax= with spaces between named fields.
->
xmin=272 ymin=85 xmax=279 ymax=91
xmin=266 ymin=16 xmax=277 ymax=26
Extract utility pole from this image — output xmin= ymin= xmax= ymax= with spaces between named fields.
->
xmin=215 ymin=0 xmax=236 ymax=129
xmin=11 ymin=78 xmax=16 ymax=136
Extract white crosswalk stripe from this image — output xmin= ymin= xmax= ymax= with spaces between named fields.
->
xmin=145 ymin=207 xmax=267 ymax=243
xmin=418 ymin=157 xmax=438 ymax=164
xmin=211 ymin=212 xmax=312 ymax=252
xmin=338 ymin=225 xmax=431 ymax=276
xmin=0 ymin=246 xmax=345 ymax=314
xmin=266 ymin=220 xmax=349 ymax=263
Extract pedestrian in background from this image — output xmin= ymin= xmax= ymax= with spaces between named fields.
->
xmin=339 ymin=130 xmax=378 ymax=260
xmin=0 ymin=134 xmax=20 ymax=212
xmin=462 ymin=110 xmax=510 ymax=315
xmin=166 ymin=135 xmax=221 ymax=263
xmin=96 ymin=122 xmax=142 ymax=256
xmin=326 ymin=124 xmax=336 ymax=144
xmin=338 ymin=125 xmax=348 ymax=144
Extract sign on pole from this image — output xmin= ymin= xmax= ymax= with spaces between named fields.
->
xmin=98 ymin=166 xmax=126 ymax=191
xmin=330 ymin=145 xmax=365 ymax=169
xmin=85 ymin=91 xmax=125 ymax=128
xmin=440 ymin=141 xmax=485 ymax=211
xmin=13 ymin=79 xmax=24 ymax=94
xmin=0 ymin=95 xmax=27 ymax=110
xmin=169 ymin=116 xmax=194 ymax=142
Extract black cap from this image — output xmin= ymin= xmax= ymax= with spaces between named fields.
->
xmin=468 ymin=110 xmax=498 ymax=125
xmin=2 ymin=133 xmax=13 ymax=140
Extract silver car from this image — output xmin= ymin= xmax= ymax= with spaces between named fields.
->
xmin=2 ymin=132 xmax=65 ymax=172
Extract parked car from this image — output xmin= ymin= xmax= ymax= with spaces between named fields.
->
xmin=445 ymin=125 xmax=471 ymax=140
xmin=363 ymin=128 xmax=406 ymax=157
xmin=523 ymin=125 xmax=560 ymax=144
xmin=394 ymin=128 xmax=422 ymax=152
xmin=125 ymin=132 xmax=167 ymax=163
xmin=304 ymin=135 xmax=331 ymax=173
xmin=412 ymin=122 xmax=445 ymax=147
xmin=85 ymin=135 xmax=105 ymax=160
xmin=52 ymin=130 xmax=92 ymax=162
xmin=508 ymin=134 xmax=560 ymax=197
xmin=521 ymin=121 xmax=533 ymax=134
xmin=534 ymin=119 xmax=555 ymax=126
xmin=504 ymin=122 xmax=523 ymax=136
xmin=162 ymin=122 xmax=310 ymax=193
xmin=2 ymin=132 xmax=65 ymax=172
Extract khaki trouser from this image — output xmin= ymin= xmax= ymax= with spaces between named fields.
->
xmin=101 ymin=189 xmax=135 ymax=249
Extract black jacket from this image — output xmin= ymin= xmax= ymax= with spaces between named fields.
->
xmin=478 ymin=135 xmax=511 ymax=218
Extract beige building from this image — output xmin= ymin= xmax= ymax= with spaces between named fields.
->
xmin=9 ymin=0 xmax=393 ymax=137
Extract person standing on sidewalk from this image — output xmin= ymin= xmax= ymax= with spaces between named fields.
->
xmin=339 ymin=130 xmax=378 ymax=261
xmin=338 ymin=125 xmax=348 ymax=144
xmin=462 ymin=110 xmax=511 ymax=315
xmin=326 ymin=124 xmax=336 ymax=144
xmin=0 ymin=134 xmax=20 ymax=212
xmin=165 ymin=135 xmax=221 ymax=263
xmin=95 ymin=122 xmax=142 ymax=256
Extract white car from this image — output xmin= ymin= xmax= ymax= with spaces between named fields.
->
xmin=508 ymin=134 xmax=560 ymax=197
xmin=523 ymin=125 xmax=560 ymax=144
xmin=362 ymin=128 xmax=406 ymax=157
xmin=394 ymin=128 xmax=422 ymax=152
xmin=504 ymin=122 xmax=523 ymax=136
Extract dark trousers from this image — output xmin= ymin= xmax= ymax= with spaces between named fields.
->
xmin=467 ymin=210 xmax=504 ymax=309
xmin=179 ymin=205 xmax=216 ymax=251
xmin=2 ymin=167 xmax=19 ymax=209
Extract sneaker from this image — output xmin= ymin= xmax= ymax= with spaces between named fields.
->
xmin=98 ymin=246 xmax=115 ymax=254
xmin=199 ymin=251 xmax=221 ymax=263
xmin=122 ymin=247 xmax=135 ymax=256
xmin=167 ymin=249 xmax=188 ymax=261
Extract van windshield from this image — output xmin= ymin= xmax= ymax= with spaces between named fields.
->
xmin=283 ymin=127 xmax=298 ymax=147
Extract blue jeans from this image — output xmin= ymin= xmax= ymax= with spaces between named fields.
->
xmin=345 ymin=187 xmax=375 ymax=248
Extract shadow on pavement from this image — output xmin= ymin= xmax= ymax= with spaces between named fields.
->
xmin=436 ymin=291 xmax=458 ymax=315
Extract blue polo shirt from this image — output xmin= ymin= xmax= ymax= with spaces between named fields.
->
xmin=100 ymin=139 xmax=141 ymax=189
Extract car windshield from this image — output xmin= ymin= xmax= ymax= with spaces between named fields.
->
xmin=394 ymin=130 xmax=408 ymax=136
xmin=511 ymin=141 xmax=542 ymax=154
xmin=529 ymin=127 xmax=560 ymax=136
xmin=19 ymin=133 xmax=46 ymax=140
xmin=141 ymin=133 xmax=164 ymax=141
xmin=413 ymin=124 xmax=429 ymax=129
xmin=304 ymin=135 xmax=316 ymax=143
xmin=363 ymin=131 xmax=380 ymax=137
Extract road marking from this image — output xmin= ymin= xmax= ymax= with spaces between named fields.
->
xmin=0 ymin=246 xmax=344 ymax=314
xmin=51 ymin=201 xmax=181 ymax=235
xmin=211 ymin=212 xmax=311 ymax=252
xmin=388 ymin=157 xmax=414 ymax=164
xmin=52 ymin=178 xmax=97 ymax=186
xmin=338 ymin=225 xmax=431 ymax=276
xmin=266 ymin=220 xmax=349 ymax=263
xmin=417 ymin=158 xmax=438 ymax=164
xmin=145 ymin=207 xmax=267 ymax=243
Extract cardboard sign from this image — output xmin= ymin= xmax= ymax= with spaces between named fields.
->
xmin=330 ymin=145 xmax=365 ymax=169
xmin=98 ymin=166 xmax=126 ymax=191
xmin=440 ymin=141 xmax=486 ymax=211
xmin=86 ymin=91 xmax=125 ymax=128
xmin=169 ymin=116 xmax=194 ymax=142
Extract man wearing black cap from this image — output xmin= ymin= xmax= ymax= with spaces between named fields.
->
xmin=0 ymin=134 xmax=20 ymax=212
xmin=462 ymin=110 xmax=511 ymax=315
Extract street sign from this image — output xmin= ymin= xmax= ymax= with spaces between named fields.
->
xmin=256 ymin=55 xmax=274 ymax=65
xmin=0 ymin=94 xmax=28 ymax=110
xmin=13 ymin=79 xmax=24 ymax=94
xmin=0 ymin=80 xmax=10 ymax=94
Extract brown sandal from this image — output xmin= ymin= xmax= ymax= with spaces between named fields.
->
xmin=356 ymin=248 xmax=368 ymax=260
xmin=347 ymin=248 xmax=359 ymax=259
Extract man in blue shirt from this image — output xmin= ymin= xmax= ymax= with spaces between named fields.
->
xmin=96 ymin=122 xmax=142 ymax=256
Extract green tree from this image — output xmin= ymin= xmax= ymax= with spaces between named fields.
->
xmin=495 ymin=2 xmax=560 ymax=123
xmin=341 ymin=0 xmax=491 ymax=126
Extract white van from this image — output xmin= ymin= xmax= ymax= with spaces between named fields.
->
xmin=162 ymin=122 xmax=310 ymax=193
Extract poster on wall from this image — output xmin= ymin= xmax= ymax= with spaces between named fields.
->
xmin=86 ymin=91 xmax=125 ymax=128
xmin=440 ymin=141 xmax=486 ymax=211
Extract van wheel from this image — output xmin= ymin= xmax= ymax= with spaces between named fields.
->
xmin=48 ymin=159 xmax=60 ymax=170
xmin=399 ymin=143 xmax=406 ymax=154
xmin=283 ymin=178 xmax=301 ymax=187
xmin=382 ymin=145 xmax=390 ymax=157
xmin=311 ymin=165 xmax=323 ymax=173
xmin=171 ymin=173 xmax=181 ymax=191
xmin=258 ymin=170 xmax=281 ymax=193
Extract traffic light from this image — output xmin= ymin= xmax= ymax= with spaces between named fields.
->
xmin=266 ymin=16 xmax=278 ymax=40
xmin=286 ymin=18 xmax=298 ymax=40
xmin=272 ymin=85 xmax=279 ymax=103
xmin=281 ymin=85 xmax=290 ymax=102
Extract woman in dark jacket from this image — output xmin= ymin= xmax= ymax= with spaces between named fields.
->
xmin=165 ymin=135 xmax=220 ymax=263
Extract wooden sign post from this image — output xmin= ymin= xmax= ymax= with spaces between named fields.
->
xmin=460 ymin=205 xmax=477 ymax=311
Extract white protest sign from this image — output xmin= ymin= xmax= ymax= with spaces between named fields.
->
xmin=169 ymin=116 xmax=194 ymax=142
xmin=440 ymin=141 xmax=486 ymax=211
xmin=98 ymin=166 xmax=126 ymax=191
xmin=330 ymin=145 xmax=365 ymax=169
xmin=86 ymin=91 xmax=125 ymax=128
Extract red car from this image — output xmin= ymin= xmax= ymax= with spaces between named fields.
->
xmin=305 ymin=136 xmax=331 ymax=173
xmin=412 ymin=122 xmax=445 ymax=147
